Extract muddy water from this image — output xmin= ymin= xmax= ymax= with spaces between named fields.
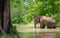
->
xmin=16 ymin=25 xmax=60 ymax=38
xmin=19 ymin=32 xmax=34 ymax=38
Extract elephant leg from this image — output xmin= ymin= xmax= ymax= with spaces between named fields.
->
xmin=34 ymin=21 xmax=37 ymax=28
xmin=47 ymin=23 xmax=53 ymax=29
xmin=53 ymin=25 xmax=57 ymax=28
xmin=47 ymin=24 xmax=56 ymax=29
xmin=47 ymin=23 xmax=51 ymax=29
xmin=40 ymin=22 xmax=45 ymax=29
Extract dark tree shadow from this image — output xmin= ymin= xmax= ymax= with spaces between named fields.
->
xmin=0 ymin=26 xmax=21 ymax=38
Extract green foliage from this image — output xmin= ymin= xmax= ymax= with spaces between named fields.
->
xmin=10 ymin=0 xmax=60 ymax=25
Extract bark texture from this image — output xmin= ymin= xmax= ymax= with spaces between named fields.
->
xmin=0 ymin=0 xmax=12 ymax=34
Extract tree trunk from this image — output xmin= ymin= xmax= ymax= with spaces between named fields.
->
xmin=0 ymin=0 xmax=12 ymax=34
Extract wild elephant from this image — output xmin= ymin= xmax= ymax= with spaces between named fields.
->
xmin=34 ymin=16 xmax=57 ymax=29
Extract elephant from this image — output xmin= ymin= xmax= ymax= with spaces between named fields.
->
xmin=34 ymin=16 xmax=57 ymax=29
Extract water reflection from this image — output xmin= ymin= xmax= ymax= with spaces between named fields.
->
xmin=19 ymin=29 xmax=60 ymax=38
xmin=20 ymin=32 xmax=34 ymax=38
xmin=34 ymin=29 xmax=57 ymax=38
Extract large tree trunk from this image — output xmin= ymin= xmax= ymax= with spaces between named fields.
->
xmin=0 ymin=0 xmax=12 ymax=34
xmin=3 ymin=0 xmax=12 ymax=33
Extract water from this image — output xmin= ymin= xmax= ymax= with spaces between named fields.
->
xmin=19 ymin=32 xmax=60 ymax=38
xmin=20 ymin=32 xmax=34 ymax=38
xmin=16 ymin=25 xmax=60 ymax=38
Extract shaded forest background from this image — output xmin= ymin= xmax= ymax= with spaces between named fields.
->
xmin=10 ymin=0 xmax=60 ymax=27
